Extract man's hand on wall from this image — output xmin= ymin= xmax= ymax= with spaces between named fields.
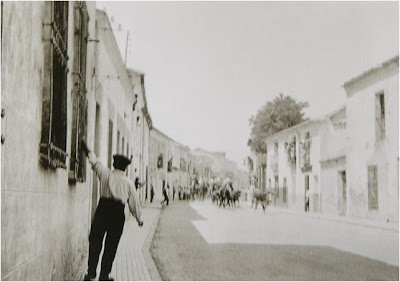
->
xmin=82 ymin=139 xmax=91 ymax=156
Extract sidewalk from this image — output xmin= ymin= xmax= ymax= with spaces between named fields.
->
xmin=79 ymin=202 xmax=162 ymax=281
xmin=262 ymin=202 xmax=399 ymax=232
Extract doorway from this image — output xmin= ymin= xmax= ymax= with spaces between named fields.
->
xmin=305 ymin=175 xmax=310 ymax=212
xmin=283 ymin=177 xmax=287 ymax=204
xmin=274 ymin=176 xmax=279 ymax=205
xmin=145 ymin=166 xmax=148 ymax=201
xmin=338 ymin=170 xmax=346 ymax=216
xmin=292 ymin=175 xmax=296 ymax=206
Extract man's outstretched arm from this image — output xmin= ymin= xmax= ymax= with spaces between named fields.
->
xmin=82 ymin=140 xmax=109 ymax=182
xmin=82 ymin=139 xmax=101 ymax=165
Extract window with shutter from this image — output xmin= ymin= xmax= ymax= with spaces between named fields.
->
xmin=69 ymin=1 xmax=89 ymax=183
xmin=40 ymin=1 xmax=69 ymax=169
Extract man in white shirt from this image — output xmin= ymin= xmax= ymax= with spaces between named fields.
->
xmin=82 ymin=140 xmax=143 ymax=281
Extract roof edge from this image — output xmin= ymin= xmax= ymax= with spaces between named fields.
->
xmin=342 ymin=55 xmax=399 ymax=89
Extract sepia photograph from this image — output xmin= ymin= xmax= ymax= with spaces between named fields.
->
xmin=1 ymin=1 xmax=399 ymax=281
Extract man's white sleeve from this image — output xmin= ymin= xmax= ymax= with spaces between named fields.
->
xmin=88 ymin=151 xmax=109 ymax=183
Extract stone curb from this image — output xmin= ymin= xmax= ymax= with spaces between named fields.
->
xmin=141 ymin=206 xmax=162 ymax=281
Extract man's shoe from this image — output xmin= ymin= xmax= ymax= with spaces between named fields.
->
xmin=83 ymin=274 xmax=95 ymax=281
xmin=99 ymin=276 xmax=114 ymax=281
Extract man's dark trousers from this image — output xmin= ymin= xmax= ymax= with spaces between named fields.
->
xmin=87 ymin=198 xmax=125 ymax=279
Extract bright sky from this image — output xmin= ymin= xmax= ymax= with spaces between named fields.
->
xmin=97 ymin=1 xmax=399 ymax=166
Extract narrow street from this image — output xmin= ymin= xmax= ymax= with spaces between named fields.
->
xmin=2 ymin=2 xmax=398 ymax=281
xmin=150 ymin=200 xmax=399 ymax=281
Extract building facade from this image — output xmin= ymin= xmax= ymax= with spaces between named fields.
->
xmin=91 ymin=9 xmax=138 ymax=218
xmin=262 ymin=56 xmax=399 ymax=224
xmin=265 ymin=118 xmax=325 ymax=211
xmin=319 ymin=107 xmax=347 ymax=216
xmin=149 ymin=128 xmax=169 ymax=202
xmin=127 ymin=68 xmax=152 ymax=203
xmin=343 ymin=56 xmax=399 ymax=223
xmin=1 ymin=2 xmax=97 ymax=280
xmin=149 ymin=128 xmax=194 ymax=201
xmin=191 ymin=148 xmax=248 ymax=189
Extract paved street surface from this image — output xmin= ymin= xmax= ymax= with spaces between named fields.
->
xmin=150 ymin=200 xmax=399 ymax=280
xmin=192 ymin=200 xmax=399 ymax=266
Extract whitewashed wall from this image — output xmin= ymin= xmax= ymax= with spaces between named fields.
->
xmin=1 ymin=2 xmax=97 ymax=280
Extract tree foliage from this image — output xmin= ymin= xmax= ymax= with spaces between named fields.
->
xmin=248 ymin=93 xmax=309 ymax=153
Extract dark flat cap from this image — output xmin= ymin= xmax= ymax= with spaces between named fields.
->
xmin=113 ymin=154 xmax=132 ymax=169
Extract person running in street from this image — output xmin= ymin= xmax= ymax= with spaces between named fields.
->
xmin=161 ymin=183 xmax=169 ymax=206
xmin=135 ymin=177 xmax=147 ymax=190
xmin=150 ymin=184 xmax=155 ymax=203
xmin=305 ymin=188 xmax=310 ymax=212
xmin=82 ymin=140 xmax=143 ymax=281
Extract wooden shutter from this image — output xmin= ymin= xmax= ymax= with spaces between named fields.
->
xmin=40 ymin=1 xmax=69 ymax=169
xmin=69 ymin=1 xmax=89 ymax=183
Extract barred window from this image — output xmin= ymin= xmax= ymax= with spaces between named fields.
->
xmin=40 ymin=1 xmax=69 ymax=169
xmin=69 ymin=1 xmax=89 ymax=183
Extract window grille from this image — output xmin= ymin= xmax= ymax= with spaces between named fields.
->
xmin=69 ymin=1 xmax=89 ymax=183
xmin=39 ymin=1 xmax=69 ymax=169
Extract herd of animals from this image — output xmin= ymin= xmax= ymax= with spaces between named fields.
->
xmin=176 ymin=178 xmax=271 ymax=212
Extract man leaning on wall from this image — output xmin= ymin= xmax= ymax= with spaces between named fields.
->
xmin=82 ymin=140 xmax=144 ymax=281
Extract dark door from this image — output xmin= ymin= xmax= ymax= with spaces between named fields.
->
xmin=368 ymin=166 xmax=378 ymax=210
xmin=338 ymin=170 xmax=346 ymax=216
xmin=305 ymin=175 xmax=310 ymax=211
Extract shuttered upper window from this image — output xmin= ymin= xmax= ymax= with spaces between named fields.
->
xmin=69 ymin=1 xmax=89 ymax=183
xmin=40 ymin=1 xmax=69 ymax=169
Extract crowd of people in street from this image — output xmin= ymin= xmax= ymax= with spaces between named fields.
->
xmin=154 ymin=176 xmax=248 ymax=209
